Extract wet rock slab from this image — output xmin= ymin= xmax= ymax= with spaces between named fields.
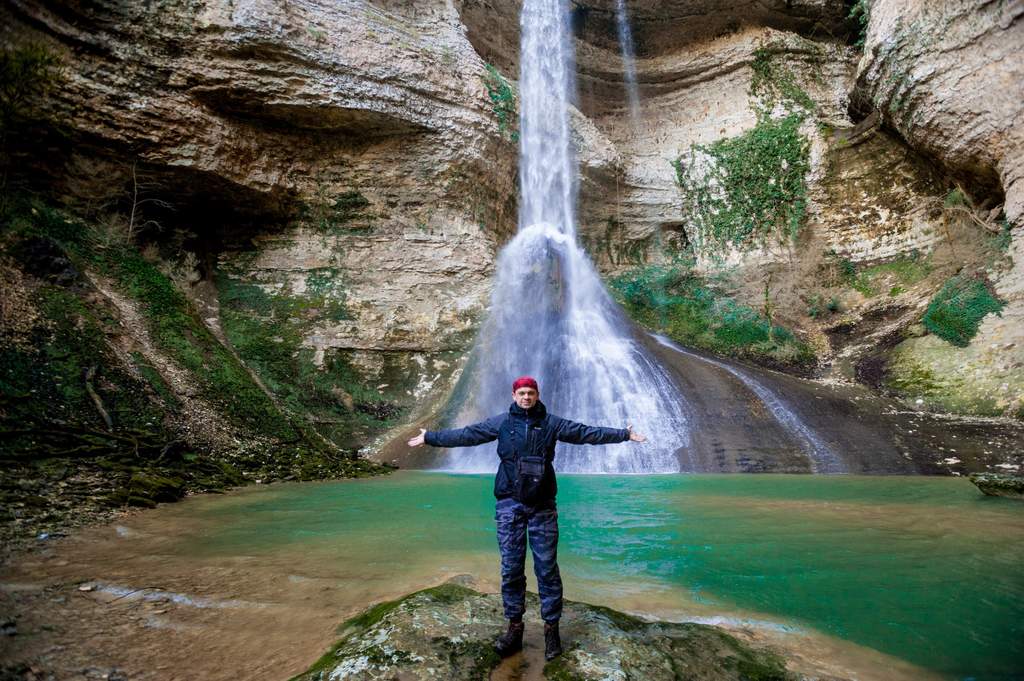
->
xmin=291 ymin=581 xmax=795 ymax=681
xmin=969 ymin=473 xmax=1024 ymax=499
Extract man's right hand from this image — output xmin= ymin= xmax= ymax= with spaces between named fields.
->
xmin=407 ymin=428 xmax=427 ymax=448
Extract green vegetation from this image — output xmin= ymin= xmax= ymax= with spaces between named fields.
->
xmin=923 ymin=274 xmax=1005 ymax=347
xmin=2 ymin=197 xmax=297 ymax=439
xmin=674 ymin=113 xmax=811 ymax=256
xmin=827 ymin=250 xmax=932 ymax=298
xmin=883 ymin=353 xmax=944 ymax=399
xmin=943 ymin=187 xmax=968 ymax=209
xmin=482 ymin=64 xmax=518 ymax=142
xmin=848 ymin=0 xmax=872 ymax=48
xmin=0 ymin=195 xmax=387 ymax=535
xmin=0 ymin=283 xmax=167 ymax=438
xmin=301 ymin=188 xmax=371 ymax=235
xmin=107 ymin=250 xmax=299 ymax=438
xmin=806 ymin=294 xmax=840 ymax=318
xmin=610 ymin=265 xmax=814 ymax=368
xmin=218 ymin=276 xmax=402 ymax=449
xmin=993 ymin=218 xmax=1013 ymax=253
xmin=750 ymin=42 xmax=816 ymax=113
xmin=130 ymin=352 xmax=179 ymax=408
xmin=0 ymin=43 xmax=63 ymax=133
xmin=295 ymin=584 xmax=485 ymax=681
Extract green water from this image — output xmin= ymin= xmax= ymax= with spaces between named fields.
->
xmin=174 ymin=473 xmax=1024 ymax=680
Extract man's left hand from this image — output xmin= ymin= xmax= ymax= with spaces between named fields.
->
xmin=626 ymin=424 xmax=647 ymax=443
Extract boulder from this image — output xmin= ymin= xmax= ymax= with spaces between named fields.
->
xmin=291 ymin=581 xmax=796 ymax=681
xmin=969 ymin=473 xmax=1024 ymax=499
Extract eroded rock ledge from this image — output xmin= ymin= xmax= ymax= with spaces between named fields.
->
xmin=291 ymin=581 xmax=800 ymax=681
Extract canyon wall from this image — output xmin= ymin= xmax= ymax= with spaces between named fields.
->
xmin=2 ymin=0 xmax=1022 ymax=480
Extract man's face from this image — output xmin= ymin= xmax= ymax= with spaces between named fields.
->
xmin=513 ymin=386 xmax=538 ymax=409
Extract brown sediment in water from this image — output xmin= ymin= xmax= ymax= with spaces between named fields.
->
xmin=1 ymin=481 xmax=946 ymax=681
xmin=678 ymin=494 xmax=1024 ymax=536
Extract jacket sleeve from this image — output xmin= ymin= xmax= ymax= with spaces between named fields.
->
xmin=555 ymin=418 xmax=630 ymax=445
xmin=425 ymin=415 xmax=502 ymax=448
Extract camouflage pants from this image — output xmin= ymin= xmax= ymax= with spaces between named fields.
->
xmin=495 ymin=497 xmax=562 ymax=623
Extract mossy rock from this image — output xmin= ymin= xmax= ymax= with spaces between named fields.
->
xmin=109 ymin=471 xmax=186 ymax=508
xmin=969 ymin=473 xmax=1024 ymax=499
xmin=291 ymin=581 xmax=795 ymax=681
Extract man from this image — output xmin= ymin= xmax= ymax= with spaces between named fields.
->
xmin=407 ymin=376 xmax=646 ymax=661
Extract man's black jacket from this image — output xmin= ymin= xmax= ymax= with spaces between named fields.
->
xmin=425 ymin=401 xmax=629 ymax=505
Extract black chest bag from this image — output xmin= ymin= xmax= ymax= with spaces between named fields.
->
xmin=511 ymin=417 xmax=548 ymax=506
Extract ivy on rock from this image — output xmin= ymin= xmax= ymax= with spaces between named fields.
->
xmin=673 ymin=113 xmax=811 ymax=257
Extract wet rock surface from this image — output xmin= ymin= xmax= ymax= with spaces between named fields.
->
xmin=291 ymin=581 xmax=800 ymax=681
xmin=969 ymin=473 xmax=1024 ymax=499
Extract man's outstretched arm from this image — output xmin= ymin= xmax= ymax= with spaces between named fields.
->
xmin=407 ymin=416 xmax=502 ymax=448
xmin=555 ymin=419 xmax=646 ymax=445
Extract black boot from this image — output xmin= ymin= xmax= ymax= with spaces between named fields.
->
xmin=494 ymin=619 xmax=524 ymax=657
xmin=544 ymin=621 xmax=563 ymax=661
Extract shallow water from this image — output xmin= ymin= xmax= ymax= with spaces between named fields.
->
xmin=8 ymin=472 xmax=1022 ymax=680
xmin=134 ymin=473 xmax=1024 ymax=679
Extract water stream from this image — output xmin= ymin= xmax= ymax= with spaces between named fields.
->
xmin=614 ymin=0 xmax=641 ymax=122
xmin=439 ymin=0 xmax=690 ymax=473
xmin=651 ymin=334 xmax=846 ymax=473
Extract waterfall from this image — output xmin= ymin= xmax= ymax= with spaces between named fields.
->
xmin=437 ymin=0 xmax=692 ymax=474
xmin=651 ymin=334 xmax=847 ymax=474
xmin=614 ymin=0 xmax=640 ymax=122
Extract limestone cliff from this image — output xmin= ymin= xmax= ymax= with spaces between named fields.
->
xmin=1 ymin=0 xmax=1022 ymax=496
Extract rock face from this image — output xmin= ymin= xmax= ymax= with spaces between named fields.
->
xmin=847 ymin=0 xmax=1024 ymax=418
xmin=852 ymin=0 xmax=1024 ymax=223
xmin=290 ymin=582 xmax=797 ymax=681
xmin=2 ymin=0 xmax=1023 ymax=464
xmin=3 ymin=0 xmax=516 ymax=409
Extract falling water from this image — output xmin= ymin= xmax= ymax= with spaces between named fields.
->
xmin=614 ymin=0 xmax=641 ymax=122
xmin=438 ymin=0 xmax=692 ymax=473
xmin=651 ymin=334 xmax=847 ymax=474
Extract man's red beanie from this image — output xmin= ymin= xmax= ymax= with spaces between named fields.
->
xmin=512 ymin=376 xmax=539 ymax=392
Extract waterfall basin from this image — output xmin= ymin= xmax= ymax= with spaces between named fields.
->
xmin=3 ymin=472 xmax=1022 ymax=681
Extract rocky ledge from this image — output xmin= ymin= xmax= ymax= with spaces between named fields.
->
xmin=969 ymin=473 xmax=1024 ymax=499
xmin=291 ymin=581 xmax=797 ymax=681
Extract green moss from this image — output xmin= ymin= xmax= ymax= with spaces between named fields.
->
xmin=884 ymin=353 xmax=944 ymax=398
xmin=101 ymin=251 xmax=297 ymax=438
xmin=0 ymin=281 xmax=168 ymax=444
xmin=543 ymin=656 xmax=587 ymax=681
xmin=482 ymin=64 xmax=518 ymax=142
xmin=109 ymin=471 xmax=185 ymax=508
xmin=130 ymin=352 xmax=179 ymax=408
xmin=218 ymin=275 xmax=401 ymax=450
xmin=729 ymin=649 xmax=792 ymax=681
xmin=301 ymin=189 xmax=371 ymax=235
xmin=829 ymin=251 xmax=931 ymax=298
xmin=2 ymin=196 xmax=299 ymax=442
xmin=865 ymin=253 xmax=932 ymax=286
xmin=587 ymin=603 xmax=648 ymax=632
xmin=993 ymin=218 xmax=1013 ymax=253
xmin=2 ymin=196 xmax=86 ymax=246
xmin=674 ymin=113 xmax=811 ymax=257
xmin=750 ymin=42 xmax=816 ymax=113
xmin=806 ymin=294 xmax=842 ymax=318
xmin=610 ymin=265 xmax=814 ymax=368
xmin=923 ymin=274 xmax=1005 ymax=347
